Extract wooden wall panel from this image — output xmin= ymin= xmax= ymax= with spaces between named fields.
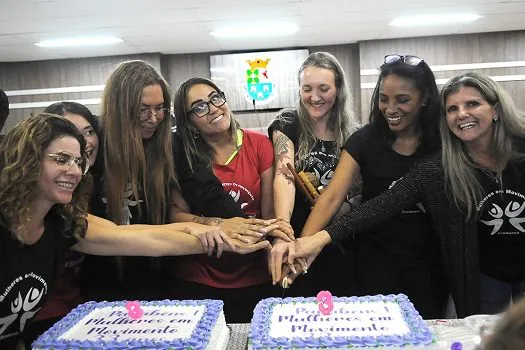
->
xmin=0 ymin=54 xmax=161 ymax=133
xmin=359 ymin=31 xmax=525 ymax=121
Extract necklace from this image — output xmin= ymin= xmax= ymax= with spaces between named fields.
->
xmin=319 ymin=139 xmax=326 ymax=153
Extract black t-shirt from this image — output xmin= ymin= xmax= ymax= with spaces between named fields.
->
xmin=0 ymin=213 xmax=77 ymax=346
xmin=85 ymin=156 xmax=172 ymax=301
xmin=268 ymin=111 xmax=338 ymax=232
xmin=477 ymin=161 xmax=525 ymax=282
xmin=342 ymin=124 xmax=447 ymax=317
xmin=343 ymin=123 xmax=439 ymax=261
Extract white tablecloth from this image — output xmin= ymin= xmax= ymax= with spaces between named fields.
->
xmin=226 ymin=315 xmax=498 ymax=349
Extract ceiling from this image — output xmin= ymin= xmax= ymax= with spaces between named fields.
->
xmin=1 ymin=0 xmax=524 ymax=62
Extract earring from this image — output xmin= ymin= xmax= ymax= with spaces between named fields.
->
xmin=493 ymin=116 xmax=499 ymax=122
xmin=192 ymin=129 xmax=200 ymax=139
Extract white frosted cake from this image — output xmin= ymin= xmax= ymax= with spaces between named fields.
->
xmin=249 ymin=294 xmax=434 ymax=349
xmin=33 ymin=299 xmax=229 ymax=349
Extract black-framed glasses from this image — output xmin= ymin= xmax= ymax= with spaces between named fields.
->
xmin=44 ymin=152 xmax=90 ymax=175
xmin=188 ymin=92 xmax=226 ymax=118
xmin=384 ymin=54 xmax=423 ymax=67
xmin=139 ymin=107 xmax=170 ymax=121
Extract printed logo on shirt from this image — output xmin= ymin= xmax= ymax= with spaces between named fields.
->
xmin=0 ymin=273 xmax=48 ymax=340
xmin=315 ymin=169 xmax=333 ymax=187
xmin=305 ymin=147 xmax=337 ymax=187
xmin=478 ymin=189 xmax=525 ymax=236
xmin=223 ymin=182 xmax=255 ymax=211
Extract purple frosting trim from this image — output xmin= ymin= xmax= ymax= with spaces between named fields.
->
xmin=32 ymin=299 xmax=223 ymax=350
xmin=249 ymin=294 xmax=434 ymax=349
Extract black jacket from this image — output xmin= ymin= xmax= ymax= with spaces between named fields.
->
xmin=326 ymin=152 xmax=480 ymax=317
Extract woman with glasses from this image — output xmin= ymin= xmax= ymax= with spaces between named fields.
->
xmin=0 ymin=114 xmax=270 ymax=348
xmin=277 ymin=54 xmax=447 ymax=318
xmin=282 ymin=72 xmax=525 ymax=317
xmin=268 ymin=52 xmax=360 ymax=298
xmin=169 ymin=77 xmax=292 ymax=323
xmin=33 ymin=102 xmax=101 ymax=334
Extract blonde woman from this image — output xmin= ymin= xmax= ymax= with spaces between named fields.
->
xmin=269 ymin=52 xmax=360 ymax=297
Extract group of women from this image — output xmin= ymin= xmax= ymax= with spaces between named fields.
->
xmin=1 ymin=50 xmax=524 ymax=348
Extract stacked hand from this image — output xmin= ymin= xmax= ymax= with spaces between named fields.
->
xmin=186 ymin=217 xmax=296 ymax=257
xmin=269 ymin=230 xmax=332 ymax=287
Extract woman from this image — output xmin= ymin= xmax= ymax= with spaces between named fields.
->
xmin=281 ymin=72 xmax=525 ymax=317
xmin=274 ymin=55 xmax=447 ymax=318
xmin=169 ymin=77 xmax=288 ymax=323
xmin=85 ymin=61 xmax=273 ymax=301
xmin=0 ymin=114 xmax=269 ymax=348
xmin=269 ymin=51 xmax=360 ymax=296
xmin=35 ymin=102 xmax=100 ymax=329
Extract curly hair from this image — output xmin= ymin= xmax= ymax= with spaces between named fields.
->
xmin=0 ymin=114 xmax=92 ymax=242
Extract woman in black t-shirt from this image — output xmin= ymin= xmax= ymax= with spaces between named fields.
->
xmin=268 ymin=52 xmax=361 ymax=297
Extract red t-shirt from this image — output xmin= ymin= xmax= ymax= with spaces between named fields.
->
xmin=174 ymin=129 xmax=274 ymax=288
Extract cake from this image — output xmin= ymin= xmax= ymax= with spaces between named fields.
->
xmin=249 ymin=294 xmax=434 ymax=349
xmin=32 ymin=299 xmax=229 ymax=349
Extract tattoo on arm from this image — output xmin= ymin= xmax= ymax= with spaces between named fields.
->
xmin=274 ymin=134 xmax=294 ymax=184
xmin=192 ymin=217 xmax=224 ymax=226
xmin=274 ymin=134 xmax=291 ymax=159
xmin=277 ymin=164 xmax=294 ymax=185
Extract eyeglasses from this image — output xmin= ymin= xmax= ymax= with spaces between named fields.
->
xmin=188 ymin=92 xmax=226 ymax=118
xmin=139 ymin=107 xmax=170 ymax=121
xmin=384 ymin=54 xmax=423 ymax=67
xmin=44 ymin=152 xmax=90 ymax=175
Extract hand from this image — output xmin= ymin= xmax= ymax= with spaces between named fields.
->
xmin=183 ymin=223 xmax=234 ymax=257
xmin=226 ymin=238 xmax=272 ymax=254
xmin=280 ymin=259 xmax=308 ymax=288
xmin=269 ymin=238 xmax=307 ymax=284
xmin=265 ymin=219 xmax=294 ymax=242
xmin=287 ymin=230 xmax=332 ymax=268
xmin=219 ymin=217 xmax=279 ymax=242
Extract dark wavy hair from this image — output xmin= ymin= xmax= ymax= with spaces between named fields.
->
xmin=369 ymin=57 xmax=441 ymax=154
xmin=0 ymin=114 xmax=92 ymax=242
xmin=44 ymin=101 xmax=101 ymax=172
xmin=173 ymin=77 xmax=240 ymax=172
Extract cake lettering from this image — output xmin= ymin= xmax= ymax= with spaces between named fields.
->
xmin=86 ymin=325 xmax=179 ymax=335
xmin=290 ymin=323 xmax=387 ymax=333
xmin=268 ymin=300 xmax=410 ymax=339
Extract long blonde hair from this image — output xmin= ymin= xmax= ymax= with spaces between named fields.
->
xmin=101 ymin=60 xmax=175 ymax=224
xmin=278 ymin=52 xmax=359 ymax=170
xmin=440 ymin=72 xmax=525 ymax=218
